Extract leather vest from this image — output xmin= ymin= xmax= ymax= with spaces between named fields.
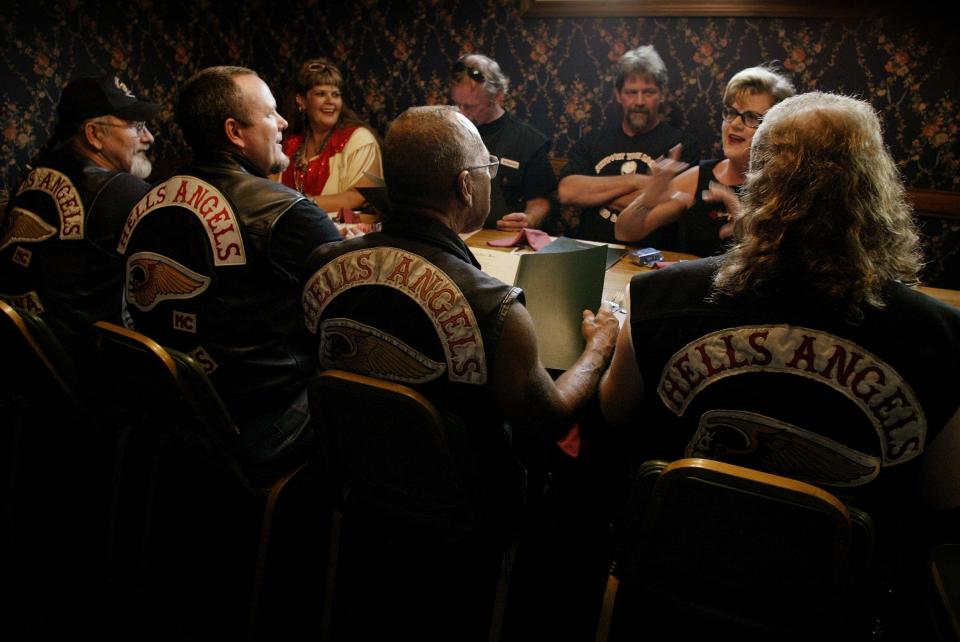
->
xmin=303 ymin=217 xmax=524 ymax=508
xmin=628 ymin=257 xmax=960 ymax=510
xmin=0 ymin=144 xmax=150 ymax=348
xmin=119 ymin=152 xmax=315 ymax=424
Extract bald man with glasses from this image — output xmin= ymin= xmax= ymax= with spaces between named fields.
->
xmin=302 ymin=105 xmax=617 ymax=640
xmin=0 ymin=74 xmax=160 ymax=352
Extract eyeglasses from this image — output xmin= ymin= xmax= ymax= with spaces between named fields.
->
xmin=451 ymin=60 xmax=485 ymax=84
xmin=307 ymin=62 xmax=335 ymax=72
xmin=464 ymin=154 xmax=499 ymax=179
xmin=721 ymin=105 xmax=765 ymax=129
xmin=92 ymin=120 xmax=148 ymax=136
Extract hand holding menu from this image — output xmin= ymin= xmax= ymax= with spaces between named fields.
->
xmin=472 ymin=241 xmax=609 ymax=370
xmin=517 ymin=243 xmax=608 ymax=370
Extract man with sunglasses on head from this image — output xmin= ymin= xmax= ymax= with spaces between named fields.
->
xmin=450 ymin=54 xmax=557 ymax=231
xmin=559 ymin=45 xmax=702 ymax=246
xmin=0 ymin=74 xmax=160 ymax=352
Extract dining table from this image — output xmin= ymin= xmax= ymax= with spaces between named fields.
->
xmin=462 ymin=228 xmax=960 ymax=311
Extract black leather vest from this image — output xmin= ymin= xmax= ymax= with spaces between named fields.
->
xmin=0 ymin=144 xmax=150 ymax=347
xmin=119 ymin=152 xmax=315 ymax=424
xmin=303 ymin=217 xmax=524 ymax=507
xmin=628 ymin=257 xmax=960 ymax=509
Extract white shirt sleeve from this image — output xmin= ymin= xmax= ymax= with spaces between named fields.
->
xmin=323 ymin=127 xmax=383 ymax=196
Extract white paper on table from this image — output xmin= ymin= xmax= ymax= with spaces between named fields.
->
xmin=472 ymin=247 xmax=521 ymax=286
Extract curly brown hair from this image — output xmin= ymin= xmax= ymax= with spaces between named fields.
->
xmin=285 ymin=57 xmax=376 ymax=139
xmin=713 ymin=92 xmax=921 ymax=318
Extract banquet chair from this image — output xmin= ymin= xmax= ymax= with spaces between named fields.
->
xmin=90 ymin=321 xmax=318 ymax=639
xmin=0 ymin=300 xmax=98 ymax=538
xmin=309 ymin=369 xmax=513 ymax=642
xmin=0 ymin=299 xmax=129 ymax=634
xmin=596 ymin=458 xmax=875 ymax=642
xmin=929 ymin=543 xmax=960 ymax=641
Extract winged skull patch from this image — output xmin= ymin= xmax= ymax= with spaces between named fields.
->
xmin=0 ymin=208 xmax=57 ymax=252
xmin=318 ymin=318 xmax=446 ymax=385
xmin=125 ymin=251 xmax=211 ymax=312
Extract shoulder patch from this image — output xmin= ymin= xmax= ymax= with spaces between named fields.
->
xmin=304 ymin=247 xmax=486 ymax=385
xmin=686 ymin=409 xmax=881 ymax=487
xmin=659 ymin=324 xmax=926 ymax=466
xmin=16 ymin=168 xmax=85 ymax=240
xmin=318 ymin=317 xmax=446 ymax=384
xmin=117 ymin=176 xmax=246 ymax=266
xmin=125 ymin=251 xmax=211 ymax=312
xmin=187 ymin=345 xmax=218 ymax=374
xmin=0 ymin=207 xmax=57 ymax=251
xmin=0 ymin=290 xmax=45 ymax=314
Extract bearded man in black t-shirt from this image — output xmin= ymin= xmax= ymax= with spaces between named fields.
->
xmin=559 ymin=45 xmax=701 ymax=246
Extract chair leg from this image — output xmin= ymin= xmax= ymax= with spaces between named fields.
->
xmin=487 ymin=539 xmax=518 ymax=642
xmin=1 ymin=403 xmax=24 ymax=543
xmin=594 ymin=570 xmax=620 ymax=642
xmin=104 ymin=425 xmax=132 ymax=577
xmin=248 ymin=463 xmax=306 ymax=637
xmin=319 ymin=508 xmax=344 ymax=642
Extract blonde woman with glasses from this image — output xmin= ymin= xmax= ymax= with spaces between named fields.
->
xmin=615 ymin=66 xmax=794 ymax=257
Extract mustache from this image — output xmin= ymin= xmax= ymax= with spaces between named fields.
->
xmin=628 ymin=107 xmax=649 ymax=115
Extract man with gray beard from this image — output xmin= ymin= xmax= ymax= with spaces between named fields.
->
xmin=0 ymin=74 xmax=160 ymax=350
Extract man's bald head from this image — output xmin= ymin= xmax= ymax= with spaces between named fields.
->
xmin=384 ymin=106 xmax=487 ymax=212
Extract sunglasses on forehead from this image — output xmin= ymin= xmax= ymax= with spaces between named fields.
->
xmin=306 ymin=62 xmax=336 ymax=73
xmin=451 ymin=60 xmax=485 ymax=84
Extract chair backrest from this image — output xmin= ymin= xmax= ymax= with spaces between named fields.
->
xmin=0 ymin=299 xmax=82 ymax=409
xmin=90 ymin=321 xmax=245 ymax=485
xmin=308 ymin=369 xmax=470 ymax=533
xmin=601 ymin=457 xmax=874 ymax=641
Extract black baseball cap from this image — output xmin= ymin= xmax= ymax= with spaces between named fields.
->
xmin=56 ymin=75 xmax=161 ymax=127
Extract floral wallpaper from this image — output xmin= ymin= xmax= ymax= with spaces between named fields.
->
xmin=1 ymin=1 xmax=957 ymax=284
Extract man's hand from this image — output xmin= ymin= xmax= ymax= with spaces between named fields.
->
xmin=581 ymin=303 xmax=619 ymax=363
xmin=496 ymin=212 xmax=531 ymax=230
xmin=703 ymin=181 xmax=740 ymax=239
xmin=642 ymin=152 xmax=689 ymax=208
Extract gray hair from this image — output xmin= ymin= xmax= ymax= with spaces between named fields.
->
xmin=616 ymin=45 xmax=668 ymax=91
xmin=451 ymin=54 xmax=510 ymax=99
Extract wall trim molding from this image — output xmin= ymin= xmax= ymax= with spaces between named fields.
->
xmin=907 ymin=189 xmax=960 ymax=220
xmin=520 ymin=0 xmax=898 ymax=18
xmin=549 ymin=158 xmax=960 ymax=220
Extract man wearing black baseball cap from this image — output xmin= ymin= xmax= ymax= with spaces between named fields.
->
xmin=0 ymin=74 xmax=160 ymax=353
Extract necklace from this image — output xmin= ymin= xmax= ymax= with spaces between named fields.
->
xmin=293 ymin=127 xmax=335 ymax=194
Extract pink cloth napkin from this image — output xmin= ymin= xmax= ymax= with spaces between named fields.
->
xmin=556 ymin=423 xmax=582 ymax=458
xmin=486 ymin=227 xmax=552 ymax=251
xmin=653 ymin=260 xmax=678 ymax=269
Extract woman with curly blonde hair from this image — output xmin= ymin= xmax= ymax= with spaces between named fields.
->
xmin=601 ymin=92 xmax=960 ymax=519
xmin=713 ymin=91 xmax=921 ymax=318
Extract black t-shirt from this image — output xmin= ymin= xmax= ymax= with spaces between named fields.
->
xmin=477 ymin=112 xmax=557 ymax=228
xmin=561 ymin=120 xmax=702 ymax=246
